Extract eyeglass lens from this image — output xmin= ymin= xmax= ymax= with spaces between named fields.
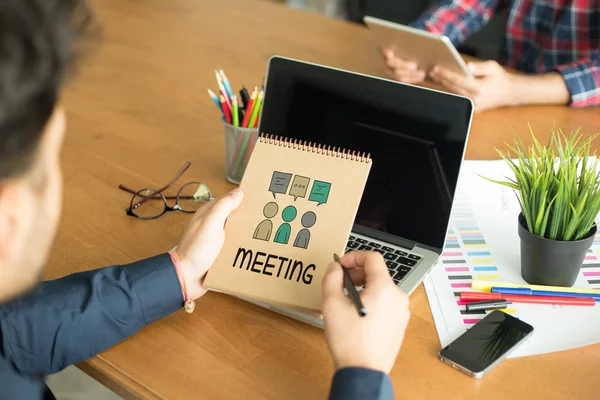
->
xmin=177 ymin=182 xmax=212 ymax=212
xmin=131 ymin=189 xmax=167 ymax=219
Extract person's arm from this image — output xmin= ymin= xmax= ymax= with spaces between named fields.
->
xmin=409 ymin=0 xmax=502 ymax=46
xmin=508 ymin=72 xmax=571 ymax=106
xmin=555 ymin=59 xmax=600 ymax=108
xmin=328 ymin=367 xmax=393 ymax=400
xmin=429 ymin=61 xmax=572 ymax=111
xmin=0 ymin=254 xmax=182 ymax=376
xmin=0 ymin=188 xmax=243 ymax=377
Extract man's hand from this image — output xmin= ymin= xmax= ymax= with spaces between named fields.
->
xmin=381 ymin=48 xmax=426 ymax=84
xmin=322 ymin=251 xmax=410 ymax=373
xmin=176 ymin=188 xmax=243 ymax=300
xmin=430 ymin=60 xmax=516 ymax=111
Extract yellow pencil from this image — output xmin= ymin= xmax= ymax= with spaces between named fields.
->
xmin=472 ymin=280 xmax=600 ymax=295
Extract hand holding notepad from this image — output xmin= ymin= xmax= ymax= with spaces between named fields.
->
xmin=205 ymin=134 xmax=372 ymax=312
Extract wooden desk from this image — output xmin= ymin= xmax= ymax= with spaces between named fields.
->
xmin=49 ymin=0 xmax=600 ymax=398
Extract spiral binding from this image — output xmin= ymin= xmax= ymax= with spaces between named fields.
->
xmin=259 ymin=133 xmax=371 ymax=163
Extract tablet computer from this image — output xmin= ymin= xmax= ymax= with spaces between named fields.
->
xmin=364 ymin=15 xmax=473 ymax=79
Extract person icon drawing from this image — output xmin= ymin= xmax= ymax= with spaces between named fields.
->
xmin=274 ymin=206 xmax=297 ymax=244
xmin=253 ymin=202 xmax=278 ymax=241
xmin=293 ymin=211 xmax=316 ymax=249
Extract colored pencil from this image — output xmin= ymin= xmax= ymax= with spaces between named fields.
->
xmin=460 ymin=291 xmax=595 ymax=306
xmin=244 ymin=129 xmax=258 ymax=166
xmin=233 ymin=92 xmax=259 ymax=176
xmin=232 ymin=95 xmax=239 ymax=127
xmin=247 ymin=91 xmax=263 ymax=128
xmin=229 ymin=89 xmax=256 ymax=171
xmin=219 ymin=69 xmax=234 ymax=99
xmin=252 ymin=109 xmax=260 ymax=128
xmin=233 ymin=133 xmax=254 ymax=177
xmin=229 ymin=126 xmax=247 ymax=171
xmin=207 ymin=70 xmax=264 ymax=181
xmin=215 ymin=70 xmax=232 ymax=108
xmin=220 ymin=95 xmax=232 ymax=124
xmin=207 ymin=89 xmax=223 ymax=115
xmin=241 ymin=88 xmax=257 ymax=128
xmin=214 ymin=69 xmax=223 ymax=91
xmin=491 ymin=287 xmax=600 ymax=301
xmin=218 ymin=81 xmax=232 ymax=110
xmin=472 ymin=280 xmax=600 ymax=295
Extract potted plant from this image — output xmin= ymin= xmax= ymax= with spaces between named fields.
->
xmin=486 ymin=127 xmax=600 ymax=287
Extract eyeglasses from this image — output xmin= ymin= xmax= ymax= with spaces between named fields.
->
xmin=119 ymin=162 xmax=214 ymax=220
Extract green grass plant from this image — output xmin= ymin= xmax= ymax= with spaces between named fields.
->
xmin=484 ymin=127 xmax=600 ymax=241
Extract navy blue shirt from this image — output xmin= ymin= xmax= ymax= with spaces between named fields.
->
xmin=0 ymin=254 xmax=393 ymax=399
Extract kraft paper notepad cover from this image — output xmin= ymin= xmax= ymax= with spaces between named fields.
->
xmin=205 ymin=135 xmax=372 ymax=312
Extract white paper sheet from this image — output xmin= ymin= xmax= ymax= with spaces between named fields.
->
xmin=425 ymin=160 xmax=600 ymax=357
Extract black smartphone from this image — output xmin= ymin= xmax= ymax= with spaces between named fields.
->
xmin=438 ymin=310 xmax=534 ymax=378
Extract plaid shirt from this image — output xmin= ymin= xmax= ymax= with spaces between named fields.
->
xmin=410 ymin=0 xmax=600 ymax=108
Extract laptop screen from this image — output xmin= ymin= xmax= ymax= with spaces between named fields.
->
xmin=259 ymin=57 xmax=473 ymax=251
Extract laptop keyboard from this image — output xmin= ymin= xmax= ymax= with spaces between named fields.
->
xmin=346 ymin=235 xmax=423 ymax=285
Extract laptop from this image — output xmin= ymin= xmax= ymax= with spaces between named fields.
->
xmin=249 ymin=56 xmax=473 ymax=326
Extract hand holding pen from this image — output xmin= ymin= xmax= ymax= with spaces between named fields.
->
xmin=321 ymin=251 xmax=411 ymax=373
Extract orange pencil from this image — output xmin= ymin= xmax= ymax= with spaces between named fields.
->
xmin=253 ymin=109 xmax=260 ymax=128
xmin=241 ymin=88 xmax=257 ymax=128
xmin=220 ymin=95 xmax=232 ymax=124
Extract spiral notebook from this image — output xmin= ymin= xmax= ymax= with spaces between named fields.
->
xmin=205 ymin=134 xmax=372 ymax=312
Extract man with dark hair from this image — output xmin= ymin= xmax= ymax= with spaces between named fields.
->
xmin=0 ymin=2 xmax=410 ymax=399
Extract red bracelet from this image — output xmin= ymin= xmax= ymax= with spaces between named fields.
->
xmin=169 ymin=249 xmax=195 ymax=313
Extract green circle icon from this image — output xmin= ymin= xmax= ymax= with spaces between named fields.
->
xmin=282 ymin=206 xmax=297 ymax=222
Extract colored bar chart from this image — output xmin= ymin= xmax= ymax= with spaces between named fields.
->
xmin=585 ymin=237 xmax=600 ymax=288
xmin=439 ymin=191 xmax=513 ymax=326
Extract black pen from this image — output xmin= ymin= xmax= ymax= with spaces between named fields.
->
xmin=239 ymin=87 xmax=250 ymax=109
xmin=465 ymin=299 xmax=507 ymax=312
xmin=334 ymin=253 xmax=367 ymax=317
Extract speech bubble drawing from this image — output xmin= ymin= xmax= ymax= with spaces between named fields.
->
xmin=289 ymin=175 xmax=311 ymax=201
xmin=308 ymin=180 xmax=331 ymax=206
xmin=269 ymin=171 xmax=292 ymax=199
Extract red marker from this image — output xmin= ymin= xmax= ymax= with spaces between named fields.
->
xmin=460 ymin=291 xmax=595 ymax=306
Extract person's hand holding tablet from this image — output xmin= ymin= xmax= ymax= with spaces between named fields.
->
xmin=381 ymin=48 xmax=426 ymax=84
xmin=381 ymin=45 xmax=516 ymax=112
xmin=429 ymin=60 xmax=517 ymax=112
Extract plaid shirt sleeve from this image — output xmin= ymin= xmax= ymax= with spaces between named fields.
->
xmin=409 ymin=0 xmax=502 ymax=46
xmin=556 ymin=59 xmax=600 ymax=108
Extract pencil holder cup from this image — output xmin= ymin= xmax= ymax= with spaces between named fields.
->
xmin=224 ymin=123 xmax=259 ymax=185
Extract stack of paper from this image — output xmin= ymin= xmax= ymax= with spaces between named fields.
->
xmin=424 ymin=160 xmax=600 ymax=357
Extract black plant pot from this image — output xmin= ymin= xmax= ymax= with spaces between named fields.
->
xmin=518 ymin=213 xmax=596 ymax=287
